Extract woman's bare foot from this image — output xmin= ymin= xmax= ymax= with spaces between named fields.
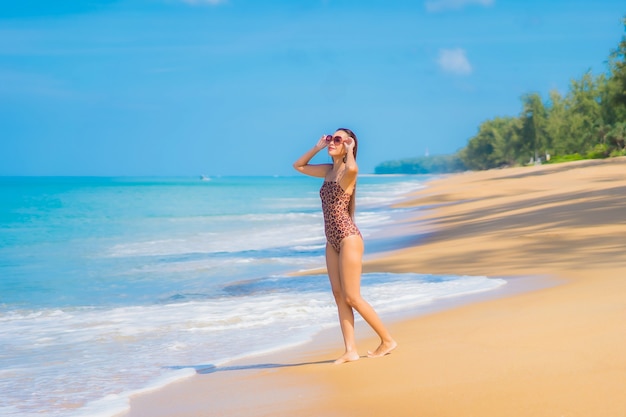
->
xmin=367 ymin=340 xmax=397 ymax=358
xmin=334 ymin=351 xmax=360 ymax=365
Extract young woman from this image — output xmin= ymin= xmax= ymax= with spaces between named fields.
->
xmin=293 ymin=128 xmax=397 ymax=364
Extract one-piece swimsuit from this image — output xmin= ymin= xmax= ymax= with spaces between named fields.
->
xmin=320 ymin=181 xmax=361 ymax=252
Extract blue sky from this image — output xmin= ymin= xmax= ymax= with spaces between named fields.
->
xmin=1 ymin=0 xmax=624 ymax=176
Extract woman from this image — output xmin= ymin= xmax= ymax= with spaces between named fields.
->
xmin=293 ymin=128 xmax=397 ymax=364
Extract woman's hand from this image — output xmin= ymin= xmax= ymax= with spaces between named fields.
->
xmin=315 ymin=135 xmax=329 ymax=150
xmin=343 ymin=137 xmax=355 ymax=155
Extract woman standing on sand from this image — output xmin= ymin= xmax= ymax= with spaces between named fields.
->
xmin=293 ymin=128 xmax=397 ymax=364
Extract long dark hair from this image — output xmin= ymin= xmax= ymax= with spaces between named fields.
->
xmin=338 ymin=128 xmax=358 ymax=219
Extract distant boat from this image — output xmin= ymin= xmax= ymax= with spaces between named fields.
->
xmin=200 ymin=175 xmax=210 ymax=181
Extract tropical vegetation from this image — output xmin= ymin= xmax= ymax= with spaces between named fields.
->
xmin=375 ymin=16 xmax=626 ymax=175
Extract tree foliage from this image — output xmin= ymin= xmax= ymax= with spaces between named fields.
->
xmin=458 ymin=16 xmax=626 ymax=170
xmin=375 ymin=154 xmax=465 ymax=174
xmin=375 ymin=16 xmax=626 ymax=174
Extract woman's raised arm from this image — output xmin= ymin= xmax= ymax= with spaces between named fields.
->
xmin=293 ymin=135 xmax=332 ymax=178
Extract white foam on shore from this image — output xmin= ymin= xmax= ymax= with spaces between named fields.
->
xmin=0 ymin=273 xmax=505 ymax=417
xmin=69 ymin=368 xmax=197 ymax=417
xmin=0 ymin=173 xmax=446 ymax=417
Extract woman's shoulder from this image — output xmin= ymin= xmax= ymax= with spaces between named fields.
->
xmin=337 ymin=172 xmax=357 ymax=192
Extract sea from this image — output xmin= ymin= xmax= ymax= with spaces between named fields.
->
xmin=0 ymin=175 xmax=506 ymax=417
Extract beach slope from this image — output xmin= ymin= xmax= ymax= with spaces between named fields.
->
xmin=124 ymin=157 xmax=626 ymax=417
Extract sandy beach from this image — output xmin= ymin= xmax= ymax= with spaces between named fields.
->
xmin=123 ymin=157 xmax=626 ymax=417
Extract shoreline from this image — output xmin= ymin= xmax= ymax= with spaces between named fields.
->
xmin=120 ymin=273 xmax=544 ymax=417
xmin=122 ymin=157 xmax=626 ymax=417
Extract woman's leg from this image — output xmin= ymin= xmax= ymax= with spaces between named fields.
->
xmin=339 ymin=235 xmax=397 ymax=358
xmin=326 ymin=243 xmax=360 ymax=364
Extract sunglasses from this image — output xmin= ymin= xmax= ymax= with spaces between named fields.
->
xmin=325 ymin=135 xmax=344 ymax=145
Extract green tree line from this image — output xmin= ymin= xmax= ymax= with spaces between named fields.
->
xmin=376 ymin=16 xmax=626 ymax=175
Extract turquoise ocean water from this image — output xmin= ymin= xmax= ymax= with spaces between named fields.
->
xmin=0 ymin=175 xmax=505 ymax=417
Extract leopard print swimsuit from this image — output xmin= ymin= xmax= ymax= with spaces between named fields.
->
xmin=320 ymin=181 xmax=361 ymax=252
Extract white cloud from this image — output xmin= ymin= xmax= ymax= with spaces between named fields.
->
xmin=425 ymin=0 xmax=493 ymax=13
xmin=437 ymin=48 xmax=472 ymax=75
